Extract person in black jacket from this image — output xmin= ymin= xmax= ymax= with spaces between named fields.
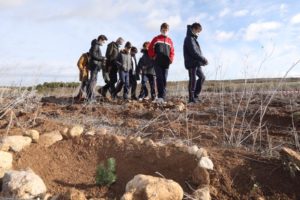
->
xmin=129 ymin=46 xmax=138 ymax=100
xmin=183 ymin=23 xmax=208 ymax=103
xmin=101 ymin=37 xmax=124 ymax=98
xmin=87 ymin=35 xmax=108 ymax=101
xmin=137 ymin=42 xmax=156 ymax=101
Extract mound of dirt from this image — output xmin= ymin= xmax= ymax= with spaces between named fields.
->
xmin=12 ymin=135 xmax=197 ymax=199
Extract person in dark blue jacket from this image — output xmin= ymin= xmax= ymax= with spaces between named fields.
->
xmin=183 ymin=23 xmax=208 ymax=103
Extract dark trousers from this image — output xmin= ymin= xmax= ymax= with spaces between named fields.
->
xmin=188 ymin=66 xmax=205 ymax=100
xmin=154 ymin=65 xmax=168 ymax=99
xmin=139 ymin=74 xmax=156 ymax=99
xmin=114 ymin=70 xmax=130 ymax=99
xmin=102 ymin=68 xmax=118 ymax=95
xmin=87 ymin=69 xmax=99 ymax=100
xmin=129 ymin=72 xmax=137 ymax=98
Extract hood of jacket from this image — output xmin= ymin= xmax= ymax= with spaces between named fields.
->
xmin=91 ymin=39 xmax=100 ymax=46
xmin=186 ymin=25 xmax=198 ymax=39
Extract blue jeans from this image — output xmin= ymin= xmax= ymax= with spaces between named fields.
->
xmin=188 ymin=66 xmax=205 ymax=100
xmin=139 ymin=74 xmax=156 ymax=99
xmin=114 ymin=70 xmax=130 ymax=99
xmin=154 ymin=65 xmax=168 ymax=99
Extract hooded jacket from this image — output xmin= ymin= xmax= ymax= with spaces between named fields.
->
xmin=137 ymin=50 xmax=155 ymax=76
xmin=183 ymin=25 xmax=207 ymax=69
xmin=89 ymin=39 xmax=105 ymax=71
xmin=77 ymin=53 xmax=89 ymax=81
xmin=116 ymin=49 xmax=132 ymax=72
xmin=148 ymin=34 xmax=175 ymax=68
xmin=105 ymin=41 xmax=120 ymax=72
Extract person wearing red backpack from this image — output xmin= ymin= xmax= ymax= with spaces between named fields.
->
xmin=148 ymin=22 xmax=175 ymax=104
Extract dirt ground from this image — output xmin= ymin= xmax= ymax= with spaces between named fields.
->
xmin=0 ymin=90 xmax=299 ymax=199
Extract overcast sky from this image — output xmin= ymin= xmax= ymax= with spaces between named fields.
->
xmin=0 ymin=0 xmax=300 ymax=86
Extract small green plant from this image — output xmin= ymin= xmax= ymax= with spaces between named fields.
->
xmin=96 ymin=157 xmax=117 ymax=186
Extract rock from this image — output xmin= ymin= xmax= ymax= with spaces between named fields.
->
xmin=280 ymin=147 xmax=300 ymax=167
xmin=198 ymin=157 xmax=214 ymax=170
xmin=121 ymin=174 xmax=183 ymax=200
xmin=68 ymin=125 xmax=84 ymax=138
xmin=61 ymin=127 xmax=69 ymax=139
xmin=176 ymin=102 xmax=186 ymax=112
xmin=97 ymin=127 xmax=107 ymax=135
xmin=25 ymin=129 xmax=40 ymax=143
xmin=60 ymin=188 xmax=87 ymax=200
xmin=188 ymin=145 xmax=199 ymax=155
xmin=192 ymin=166 xmax=210 ymax=186
xmin=292 ymin=111 xmax=300 ymax=122
xmin=196 ymin=148 xmax=208 ymax=159
xmin=0 ymin=151 xmax=13 ymax=178
xmin=193 ymin=186 xmax=211 ymax=200
xmin=2 ymin=169 xmax=47 ymax=199
xmin=39 ymin=131 xmax=63 ymax=147
xmin=0 ymin=135 xmax=32 ymax=152
xmin=85 ymin=131 xmax=96 ymax=136
xmin=144 ymin=139 xmax=156 ymax=148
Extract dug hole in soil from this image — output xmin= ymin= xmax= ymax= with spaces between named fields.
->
xmin=12 ymin=134 xmax=197 ymax=199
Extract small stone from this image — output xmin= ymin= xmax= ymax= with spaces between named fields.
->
xmin=25 ymin=129 xmax=40 ymax=143
xmin=0 ymin=151 xmax=13 ymax=178
xmin=69 ymin=125 xmax=84 ymax=138
xmin=196 ymin=148 xmax=208 ymax=159
xmin=188 ymin=145 xmax=199 ymax=155
xmin=85 ymin=131 xmax=95 ymax=136
xmin=61 ymin=127 xmax=69 ymax=139
xmin=176 ymin=102 xmax=186 ymax=112
xmin=0 ymin=135 xmax=32 ymax=152
xmin=193 ymin=186 xmax=211 ymax=200
xmin=198 ymin=157 xmax=214 ymax=170
xmin=39 ymin=131 xmax=63 ymax=147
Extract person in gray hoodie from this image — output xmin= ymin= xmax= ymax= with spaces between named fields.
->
xmin=113 ymin=42 xmax=132 ymax=100
xmin=183 ymin=23 xmax=208 ymax=103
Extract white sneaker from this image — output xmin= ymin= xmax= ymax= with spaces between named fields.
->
xmin=156 ymin=98 xmax=166 ymax=104
xmin=138 ymin=98 xmax=143 ymax=102
xmin=144 ymin=96 xmax=150 ymax=100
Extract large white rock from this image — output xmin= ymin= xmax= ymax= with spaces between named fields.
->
xmin=0 ymin=151 xmax=13 ymax=178
xmin=0 ymin=135 xmax=32 ymax=152
xmin=198 ymin=157 xmax=214 ymax=170
xmin=2 ymin=169 xmax=47 ymax=199
xmin=39 ymin=131 xmax=63 ymax=147
xmin=121 ymin=174 xmax=183 ymax=200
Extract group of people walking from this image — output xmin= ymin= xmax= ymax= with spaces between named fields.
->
xmin=76 ymin=22 xmax=208 ymax=104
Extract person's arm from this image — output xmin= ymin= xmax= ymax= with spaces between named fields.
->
xmin=148 ymin=37 xmax=157 ymax=58
xmin=186 ymin=37 xmax=207 ymax=64
xmin=169 ymin=38 xmax=175 ymax=64
xmin=115 ymin=53 xmax=122 ymax=69
xmin=77 ymin=55 xmax=85 ymax=70
xmin=105 ymin=43 xmax=113 ymax=62
xmin=90 ymin=44 xmax=105 ymax=62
